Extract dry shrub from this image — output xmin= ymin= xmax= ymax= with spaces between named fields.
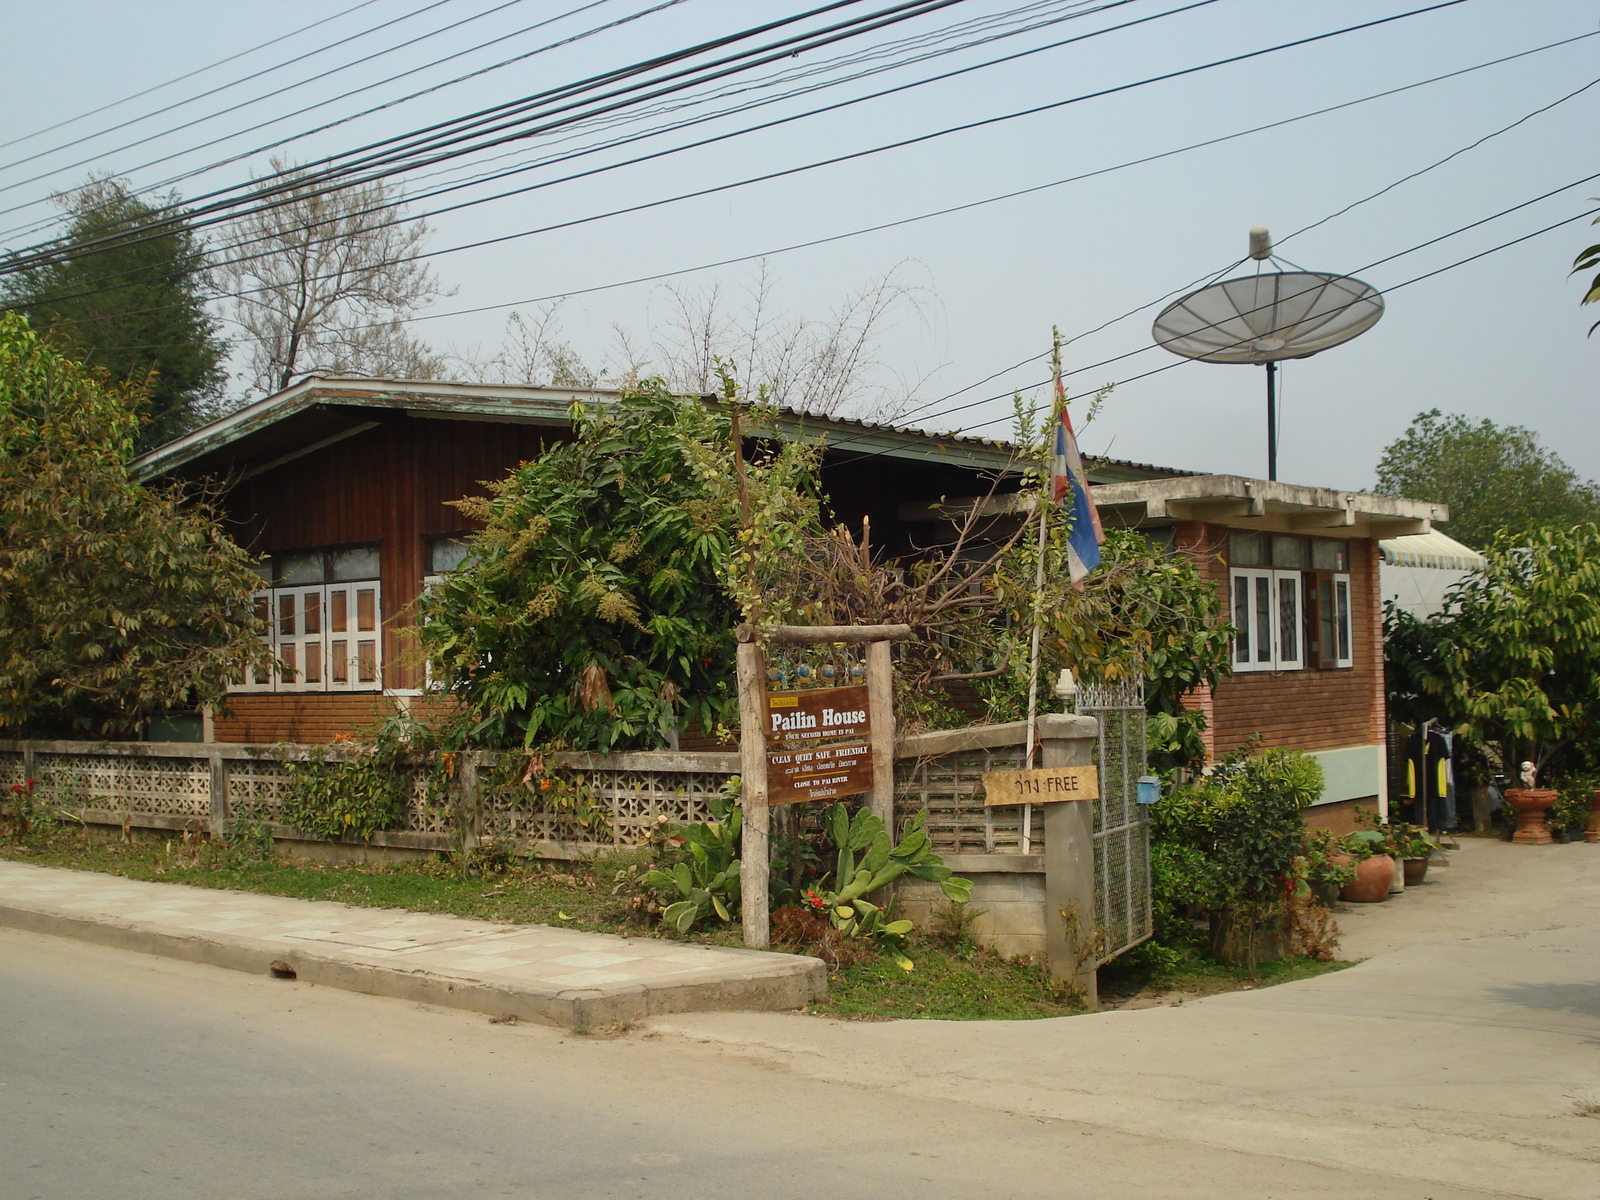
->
xmin=771 ymin=905 xmax=876 ymax=970
xmin=1286 ymin=894 xmax=1341 ymax=962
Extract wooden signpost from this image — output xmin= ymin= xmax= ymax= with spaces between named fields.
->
xmin=768 ymin=739 xmax=873 ymax=805
xmin=766 ymin=684 xmax=870 ymax=742
xmin=982 ymin=765 xmax=1099 ymax=806
xmin=735 ymin=622 xmax=913 ymax=949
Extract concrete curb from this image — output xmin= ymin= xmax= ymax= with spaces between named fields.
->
xmin=0 ymin=896 xmax=826 ymax=1030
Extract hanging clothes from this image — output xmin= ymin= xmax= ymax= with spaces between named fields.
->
xmin=1430 ymin=727 xmax=1456 ymax=832
xmin=1400 ymin=723 xmax=1455 ymax=831
xmin=1401 ymin=725 xmax=1426 ymax=826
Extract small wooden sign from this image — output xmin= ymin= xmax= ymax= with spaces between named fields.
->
xmin=767 ymin=740 xmax=873 ymax=805
xmin=982 ymin=765 xmax=1100 ymax=807
xmin=765 ymin=684 xmax=870 ymax=743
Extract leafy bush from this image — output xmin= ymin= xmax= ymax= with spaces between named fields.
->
xmin=1149 ymin=745 xmax=1323 ymax=953
xmin=277 ymin=742 xmax=414 ymax=842
xmin=420 ymin=381 xmax=827 ymax=751
xmin=644 ymin=781 xmax=742 ymax=933
xmin=1547 ymin=775 xmax=1595 ymax=838
xmin=0 ymin=313 xmax=269 ymax=736
xmin=794 ymin=803 xmax=971 ymax=970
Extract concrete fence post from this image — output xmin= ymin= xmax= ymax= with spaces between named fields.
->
xmin=208 ymin=752 xmax=227 ymax=837
xmin=459 ymin=751 xmax=482 ymax=852
xmin=1039 ymin=712 xmax=1100 ymax=1010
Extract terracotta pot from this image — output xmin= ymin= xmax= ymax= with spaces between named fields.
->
xmin=1504 ymin=788 xmax=1558 ymax=845
xmin=1340 ymin=854 xmax=1394 ymax=903
xmin=1402 ymin=856 xmax=1430 ymax=886
xmin=1587 ymin=787 xmax=1600 ymax=844
xmin=1310 ymin=853 xmax=1350 ymax=907
xmin=1386 ymin=853 xmax=1405 ymax=893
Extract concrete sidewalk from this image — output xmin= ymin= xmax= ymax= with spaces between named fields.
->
xmin=0 ymin=861 xmax=823 ymax=1028
xmin=653 ymin=839 xmax=1600 ymax=1200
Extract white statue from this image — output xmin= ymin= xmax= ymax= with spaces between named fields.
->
xmin=1519 ymin=761 xmax=1537 ymax=790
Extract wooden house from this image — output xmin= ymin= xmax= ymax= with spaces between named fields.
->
xmin=135 ymin=376 xmax=1436 ymax=828
xmin=131 ymin=375 xmax=1049 ymax=743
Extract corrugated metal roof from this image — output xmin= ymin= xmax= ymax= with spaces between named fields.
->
xmin=1379 ymin=529 xmax=1486 ymax=571
xmin=134 ymin=375 xmax=1196 ymax=484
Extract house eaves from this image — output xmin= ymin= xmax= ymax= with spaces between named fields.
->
xmin=133 ymin=375 xmax=1042 ymax=483
xmin=761 ymin=407 xmax=1022 ymax=473
xmin=131 ymin=375 xmax=603 ymax=483
xmin=1093 ymin=475 xmax=1448 ymax=539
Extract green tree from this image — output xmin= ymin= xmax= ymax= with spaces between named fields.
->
xmin=976 ymin=392 xmax=1232 ymax=767
xmin=1374 ymin=409 xmax=1600 ymax=548
xmin=981 ymin=527 xmax=1232 ymax=770
xmin=0 ymin=314 xmax=269 ymax=737
xmin=1573 ymin=213 xmax=1600 ymax=335
xmin=1 ymin=176 xmax=228 ymax=450
xmin=1384 ymin=523 xmax=1600 ymax=775
xmin=420 ymin=381 xmax=754 ymax=751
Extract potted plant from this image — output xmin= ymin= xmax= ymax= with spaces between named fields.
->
xmin=1338 ymin=831 xmax=1394 ymax=902
xmin=1302 ymin=828 xmax=1356 ymax=907
xmin=1547 ymin=776 xmax=1597 ymax=844
xmin=1383 ymin=820 xmax=1435 ymax=886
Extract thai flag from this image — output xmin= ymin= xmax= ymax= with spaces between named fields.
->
xmin=1053 ymin=376 xmax=1104 ymax=585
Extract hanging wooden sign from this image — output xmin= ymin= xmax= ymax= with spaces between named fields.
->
xmin=982 ymin=765 xmax=1099 ymax=806
xmin=767 ymin=740 xmax=874 ymax=805
xmin=765 ymin=684 xmax=870 ymax=743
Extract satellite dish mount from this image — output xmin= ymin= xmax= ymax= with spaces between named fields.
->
xmin=1151 ymin=228 xmax=1385 ymax=481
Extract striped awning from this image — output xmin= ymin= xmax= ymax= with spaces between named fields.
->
xmin=1379 ymin=529 xmax=1486 ymax=571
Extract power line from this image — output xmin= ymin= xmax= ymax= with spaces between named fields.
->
xmin=0 ymin=0 xmax=388 ymax=155
xmin=0 ymin=0 xmax=934 ymax=257
xmin=1 ymin=0 xmax=1479 ymax=317
xmin=326 ymin=32 xmax=1592 ymax=336
xmin=1278 ymin=74 xmax=1600 ymax=246
xmin=4 ymin=0 xmax=1179 ymax=292
xmin=0 ymin=0 xmax=673 ymax=245
xmin=377 ymin=0 xmax=1112 ymax=201
xmin=820 ymin=204 xmax=1600 ymax=462
xmin=205 ymin=0 xmax=1455 ymax=248
xmin=20 ymin=25 xmax=1581 ymax=365
xmin=0 ymin=0 xmax=468 ymax=178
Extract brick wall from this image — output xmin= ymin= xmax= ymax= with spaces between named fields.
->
xmin=1175 ymin=522 xmax=1384 ymax=759
xmin=214 ymin=693 xmax=466 ymax=743
xmin=215 ymin=694 xmax=401 ymax=743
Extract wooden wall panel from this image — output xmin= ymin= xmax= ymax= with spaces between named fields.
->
xmin=220 ymin=416 xmax=568 ymax=692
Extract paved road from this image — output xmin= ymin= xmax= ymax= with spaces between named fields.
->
xmin=655 ymin=839 xmax=1600 ymax=1200
xmin=0 ymin=928 xmax=1512 ymax=1200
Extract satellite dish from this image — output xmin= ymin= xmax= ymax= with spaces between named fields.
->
xmin=1151 ymin=228 xmax=1385 ymax=479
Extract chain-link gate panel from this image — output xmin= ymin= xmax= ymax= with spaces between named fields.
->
xmin=1074 ymin=682 xmax=1153 ymax=961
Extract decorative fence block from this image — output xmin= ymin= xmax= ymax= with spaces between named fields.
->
xmin=0 ymin=710 xmax=1152 ymax=963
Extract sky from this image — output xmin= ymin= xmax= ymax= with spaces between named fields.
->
xmin=1 ymin=0 xmax=1595 ymax=491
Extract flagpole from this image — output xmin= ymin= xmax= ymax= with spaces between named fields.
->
xmin=1021 ymin=330 xmax=1064 ymax=851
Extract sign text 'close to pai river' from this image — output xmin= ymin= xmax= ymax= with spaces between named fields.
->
xmin=765 ymin=684 xmax=873 ymax=804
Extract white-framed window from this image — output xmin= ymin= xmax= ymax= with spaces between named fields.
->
xmin=420 ymin=536 xmax=476 ymax=692
xmin=1228 ymin=529 xmax=1356 ymax=673
xmin=1308 ymin=571 xmax=1354 ymax=669
xmin=234 ymin=547 xmax=382 ymax=693
xmin=1231 ymin=568 xmax=1303 ymax=672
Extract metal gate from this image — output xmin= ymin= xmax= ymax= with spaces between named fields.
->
xmin=1074 ymin=681 xmax=1153 ymax=962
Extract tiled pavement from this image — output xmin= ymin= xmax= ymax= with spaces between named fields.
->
xmin=0 ymin=860 xmax=824 ymax=1027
